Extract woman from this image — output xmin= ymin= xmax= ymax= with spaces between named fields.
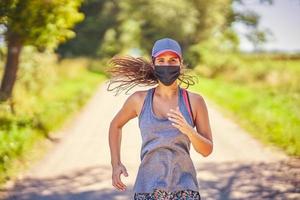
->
xmin=108 ymin=38 xmax=213 ymax=200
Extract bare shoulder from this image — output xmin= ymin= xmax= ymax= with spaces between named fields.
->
xmin=126 ymin=89 xmax=148 ymax=116
xmin=129 ymin=89 xmax=147 ymax=103
xmin=186 ymin=90 xmax=205 ymax=104
xmin=186 ymin=90 xmax=208 ymax=116
xmin=111 ymin=89 xmax=148 ymax=128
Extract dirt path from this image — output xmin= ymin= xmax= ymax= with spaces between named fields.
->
xmin=2 ymin=81 xmax=299 ymax=200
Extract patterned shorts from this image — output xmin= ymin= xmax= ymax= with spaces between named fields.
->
xmin=134 ymin=189 xmax=201 ymax=200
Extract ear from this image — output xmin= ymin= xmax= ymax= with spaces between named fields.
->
xmin=180 ymin=59 xmax=184 ymax=68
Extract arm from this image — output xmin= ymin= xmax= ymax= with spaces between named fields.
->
xmin=186 ymin=95 xmax=213 ymax=156
xmin=109 ymin=92 xmax=139 ymax=191
xmin=167 ymin=95 xmax=213 ymax=157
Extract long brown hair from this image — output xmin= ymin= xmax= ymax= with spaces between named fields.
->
xmin=105 ymin=55 xmax=198 ymax=96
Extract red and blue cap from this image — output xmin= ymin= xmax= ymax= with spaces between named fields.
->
xmin=151 ymin=38 xmax=182 ymax=60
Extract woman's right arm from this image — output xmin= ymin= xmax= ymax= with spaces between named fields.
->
xmin=109 ymin=92 xmax=139 ymax=191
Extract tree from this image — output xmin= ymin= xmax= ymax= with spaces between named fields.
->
xmin=56 ymin=0 xmax=120 ymax=57
xmin=229 ymin=0 xmax=274 ymax=50
xmin=0 ymin=0 xmax=84 ymax=102
xmin=55 ymin=0 xmax=274 ymax=62
xmin=56 ymin=0 xmax=208 ymax=58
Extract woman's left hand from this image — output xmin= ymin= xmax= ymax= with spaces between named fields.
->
xmin=167 ymin=106 xmax=193 ymax=136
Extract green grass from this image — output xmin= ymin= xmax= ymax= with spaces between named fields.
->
xmin=0 ymin=55 xmax=108 ymax=186
xmin=32 ymin=68 xmax=106 ymax=133
xmin=189 ymin=77 xmax=300 ymax=156
xmin=190 ymin=52 xmax=300 ymax=157
xmin=195 ymin=52 xmax=300 ymax=94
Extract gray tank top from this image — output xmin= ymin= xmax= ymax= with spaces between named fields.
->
xmin=133 ymin=85 xmax=199 ymax=193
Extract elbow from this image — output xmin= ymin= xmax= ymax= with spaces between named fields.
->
xmin=109 ymin=121 xmax=115 ymax=129
xmin=202 ymin=149 xmax=213 ymax=157
xmin=202 ymin=149 xmax=212 ymax=157
xmin=200 ymin=142 xmax=213 ymax=157
xmin=109 ymin=122 xmax=122 ymax=137
xmin=110 ymin=120 xmax=122 ymax=129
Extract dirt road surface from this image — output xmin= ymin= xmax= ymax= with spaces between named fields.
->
xmin=2 ymin=81 xmax=299 ymax=200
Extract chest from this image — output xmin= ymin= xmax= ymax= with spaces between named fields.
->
xmin=152 ymin=95 xmax=178 ymax=119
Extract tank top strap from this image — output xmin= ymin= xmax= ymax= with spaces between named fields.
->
xmin=178 ymin=87 xmax=195 ymax=128
xmin=138 ymin=87 xmax=154 ymax=127
xmin=181 ymin=88 xmax=195 ymax=127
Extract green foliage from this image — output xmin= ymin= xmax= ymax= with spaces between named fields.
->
xmin=195 ymin=52 xmax=300 ymax=94
xmin=231 ymin=0 xmax=274 ymax=51
xmin=0 ymin=125 xmax=40 ymax=184
xmin=53 ymin=0 xmax=275 ymax=63
xmin=56 ymin=0 xmax=119 ymax=57
xmin=184 ymin=28 xmax=239 ymax=68
xmin=97 ymin=28 xmax=122 ymax=58
xmin=190 ymin=77 xmax=300 ymax=156
xmin=112 ymin=0 xmax=235 ymax=58
xmin=57 ymin=0 xmax=234 ymax=60
xmin=245 ymin=28 xmax=273 ymax=51
xmin=0 ymin=47 xmax=107 ymax=185
xmin=191 ymin=52 xmax=300 ymax=156
xmin=0 ymin=0 xmax=84 ymax=50
xmin=128 ymin=0 xmax=199 ymax=48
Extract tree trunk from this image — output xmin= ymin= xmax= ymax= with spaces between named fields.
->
xmin=0 ymin=32 xmax=23 ymax=102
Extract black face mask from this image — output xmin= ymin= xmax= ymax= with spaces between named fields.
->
xmin=153 ymin=65 xmax=180 ymax=86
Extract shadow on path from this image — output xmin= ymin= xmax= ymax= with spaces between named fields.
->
xmin=2 ymin=158 xmax=299 ymax=200
xmin=2 ymin=165 xmax=133 ymax=200
xmin=196 ymin=158 xmax=300 ymax=200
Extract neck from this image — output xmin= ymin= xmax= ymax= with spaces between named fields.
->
xmin=155 ymin=82 xmax=179 ymax=99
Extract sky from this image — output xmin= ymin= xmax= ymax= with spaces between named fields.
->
xmin=233 ymin=0 xmax=300 ymax=52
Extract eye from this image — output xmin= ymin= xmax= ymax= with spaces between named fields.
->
xmin=169 ymin=58 xmax=179 ymax=64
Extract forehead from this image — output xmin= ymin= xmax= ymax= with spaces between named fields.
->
xmin=155 ymin=51 xmax=180 ymax=59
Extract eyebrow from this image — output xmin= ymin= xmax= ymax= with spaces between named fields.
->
xmin=157 ymin=57 xmax=179 ymax=60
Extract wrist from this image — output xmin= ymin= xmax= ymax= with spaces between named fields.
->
xmin=111 ymin=160 xmax=121 ymax=167
xmin=185 ymin=126 xmax=196 ymax=137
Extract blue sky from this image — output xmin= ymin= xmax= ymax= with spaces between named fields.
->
xmin=234 ymin=0 xmax=300 ymax=52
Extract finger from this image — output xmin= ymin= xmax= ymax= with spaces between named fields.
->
xmin=171 ymin=122 xmax=180 ymax=129
xmin=115 ymin=180 xmax=125 ymax=191
xmin=113 ymin=177 xmax=122 ymax=190
xmin=113 ymin=182 xmax=120 ymax=191
xmin=168 ymin=112 xmax=185 ymax=124
xmin=116 ymin=174 xmax=127 ymax=189
xmin=113 ymin=174 xmax=125 ymax=190
xmin=170 ymin=109 xmax=187 ymax=124
xmin=112 ymin=180 xmax=116 ymax=187
xmin=168 ymin=116 xmax=182 ymax=125
xmin=122 ymin=168 xmax=129 ymax=177
xmin=116 ymin=179 xmax=126 ymax=190
xmin=176 ymin=106 xmax=182 ymax=114
xmin=167 ymin=110 xmax=182 ymax=121
xmin=117 ymin=182 xmax=126 ymax=191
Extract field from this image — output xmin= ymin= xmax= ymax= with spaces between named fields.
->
xmin=190 ymin=53 xmax=300 ymax=156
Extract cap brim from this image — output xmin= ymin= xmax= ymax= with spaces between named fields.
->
xmin=153 ymin=49 xmax=182 ymax=58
